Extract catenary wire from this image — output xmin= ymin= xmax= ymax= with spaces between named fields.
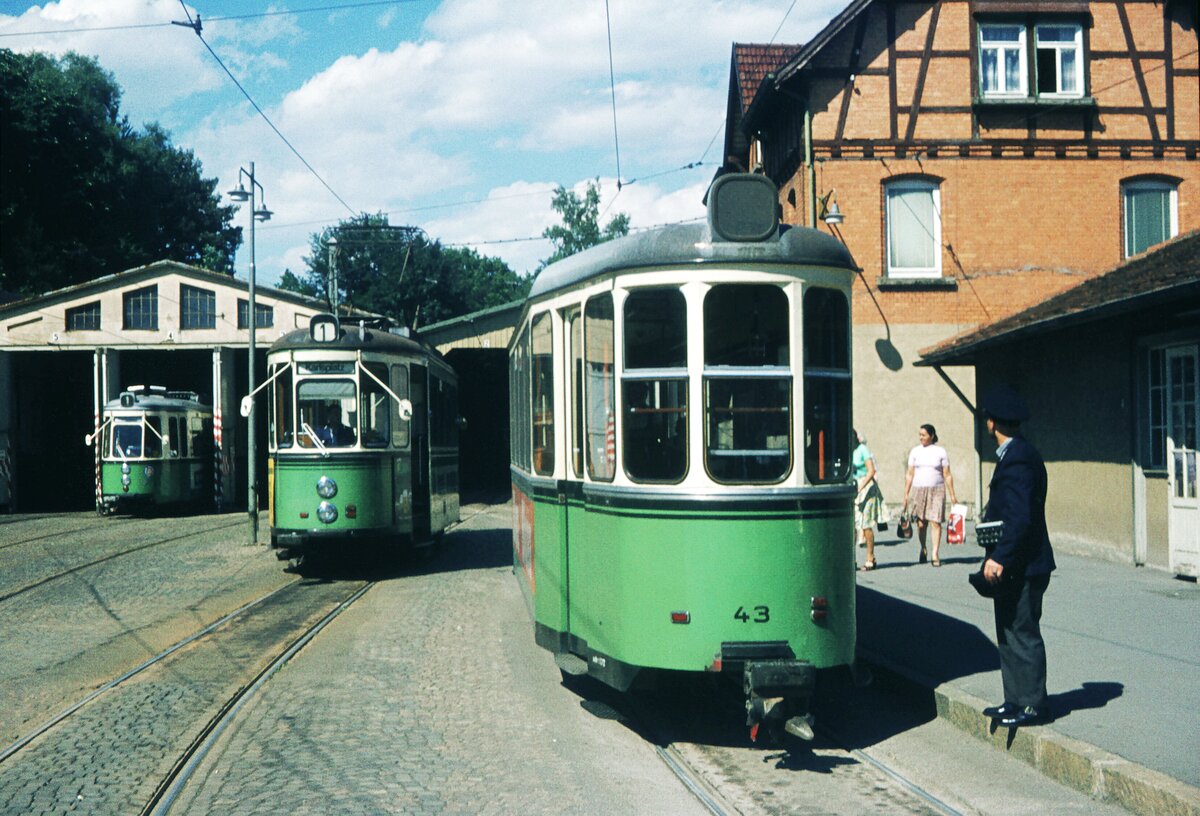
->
xmin=173 ymin=1 xmax=359 ymax=218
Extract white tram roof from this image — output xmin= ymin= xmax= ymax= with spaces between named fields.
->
xmin=268 ymin=320 xmax=453 ymax=376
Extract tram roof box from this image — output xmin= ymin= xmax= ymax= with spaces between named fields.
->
xmin=707 ymin=173 xmax=779 ymax=243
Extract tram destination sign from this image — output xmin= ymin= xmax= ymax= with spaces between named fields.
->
xmin=298 ymin=362 xmax=354 ymax=374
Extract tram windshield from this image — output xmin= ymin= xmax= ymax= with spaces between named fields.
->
xmin=623 ymin=289 xmax=688 ymax=482
xmin=109 ymin=416 xmax=162 ymax=459
xmin=296 ymin=380 xmax=357 ymax=448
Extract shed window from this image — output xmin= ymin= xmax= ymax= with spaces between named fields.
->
xmin=238 ymin=299 xmax=274 ymax=329
xmin=66 ymin=301 xmax=100 ymax=331
xmin=181 ymin=284 xmax=216 ymax=330
xmin=123 ymin=286 xmax=158 ymax=330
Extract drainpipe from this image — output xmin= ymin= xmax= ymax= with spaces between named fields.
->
xmin=805 ymin=102 xmax=816 ymax=229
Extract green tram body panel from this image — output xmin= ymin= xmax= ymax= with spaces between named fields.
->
xmin=100 ymin=459 xmax=207 ymax=505
xmin=515 ymin=475 xmax=856 ymax=674
xmin=272 ymin=453 xmax=405 ymax=537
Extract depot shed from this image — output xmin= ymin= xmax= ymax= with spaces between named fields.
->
xmin=0 ymin=260 xmax=367 ymax=512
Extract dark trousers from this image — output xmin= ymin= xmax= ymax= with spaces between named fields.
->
xmin=993 ymin=574 xmax=1050 ymax=710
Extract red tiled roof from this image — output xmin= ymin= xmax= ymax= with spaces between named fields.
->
xmin=919 ymin=231 xmax=1200 ymax=365
xmin=733 ymin=44 xmax=799 ymax=114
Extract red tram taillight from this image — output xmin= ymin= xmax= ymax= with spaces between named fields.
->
xmin=345 ymin=504 xmax=357 ymax=519
xmin=670 ymin=611 xmax=691 ymax=624
xmin=811 ymin=596 xmax=828 ymax=621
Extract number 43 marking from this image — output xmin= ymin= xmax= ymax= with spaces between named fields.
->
xmin=734 ymin=605 xmax=770 ymax=623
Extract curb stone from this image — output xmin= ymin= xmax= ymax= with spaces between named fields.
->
xmin=858 ymin=648 xmax=1200 ymax=816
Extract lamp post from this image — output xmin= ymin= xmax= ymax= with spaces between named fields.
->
xmin=227 ymin=162 xmax=272 ymax=546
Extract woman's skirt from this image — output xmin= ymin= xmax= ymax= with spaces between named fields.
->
xmin=855 ymin=481 xmax=885 ymax=530
xmin=909 ymin=484 xmax=946 ymax=523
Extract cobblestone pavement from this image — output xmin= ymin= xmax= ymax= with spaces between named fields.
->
xmin=170 ymin=502 xmax=711 ymax=815
xmin=0 ymin=511 xmax=291 ymax=747
xmin=0 ymin=578 xmax=363 ymax=815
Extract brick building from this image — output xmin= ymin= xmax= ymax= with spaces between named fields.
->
xmin=725 ymin=0 xmax=1199 ymax=522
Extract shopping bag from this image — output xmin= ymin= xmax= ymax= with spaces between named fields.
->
xmin=897 ymin=512 xmax=913 ymax=539
xmin=947 ymin=503 xmax=967 ymax=544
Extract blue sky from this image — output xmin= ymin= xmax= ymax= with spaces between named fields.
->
xmin=0 ymin=0 xmax=846 ymax=286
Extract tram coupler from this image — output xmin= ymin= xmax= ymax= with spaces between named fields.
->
xmin=743 ymin=659 xmax=815 ymax=744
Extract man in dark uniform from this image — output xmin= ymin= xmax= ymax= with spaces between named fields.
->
xmin=980 ymin=385 xmax=1056 ymax=728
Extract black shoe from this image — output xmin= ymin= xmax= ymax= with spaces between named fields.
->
xmin=983 ymin=702 xmax=1017 ymax=719
xmin=999 ymin=706 xmax=1048 ymax=727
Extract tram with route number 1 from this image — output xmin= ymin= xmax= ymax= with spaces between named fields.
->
xmin=509 ymin=172 xmax=858 ymax=745
xmin=87 ymin=386 xmax=213 ymax=516
xmin=256 ymin=313 xmax=460 ymax=567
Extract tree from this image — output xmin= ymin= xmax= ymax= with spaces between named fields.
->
xmin=0 ymin=49 xmax=239 ymax=296
xmin=282 ymin=213 xmax=531 ymax=327
xmin=538 ymin=179 xmax=630 ymax=270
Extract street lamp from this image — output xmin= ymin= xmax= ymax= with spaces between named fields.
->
xmin=227 ymin=162 xmax=272 ymax=546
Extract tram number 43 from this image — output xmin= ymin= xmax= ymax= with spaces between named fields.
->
xmin=734 ymin=605 xmax=770 ymax=623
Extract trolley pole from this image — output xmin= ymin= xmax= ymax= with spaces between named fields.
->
xmin=227 ymin=163 xmax=272 ymax=545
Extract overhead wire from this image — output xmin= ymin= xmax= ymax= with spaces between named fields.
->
xmin=173 ymin=1 xmax=358 ymax=218
xmin=0 ymin=0 xmax=420 ymax=38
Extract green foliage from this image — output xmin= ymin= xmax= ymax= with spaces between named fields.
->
xmin=294 ymin=213 xmax=531 ymax=327
xmin=539 ymin=179 xmax=630 ymax=270
xmin=0 ymin=49 xmax=239 ymax=296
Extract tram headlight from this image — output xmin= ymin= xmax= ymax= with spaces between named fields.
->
xmin=121 ymin=463 xmax=131 ymax=475
xmin=317 ymin=501 xmax=338 ymax=524
xmin=316 ymin=476 xmax=337 ymax=499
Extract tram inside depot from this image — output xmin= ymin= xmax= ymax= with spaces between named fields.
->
xmin=515 ymin=280 xmax=851 ymax=487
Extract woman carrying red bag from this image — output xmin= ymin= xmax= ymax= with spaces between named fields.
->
xmin=902 ymin=423 xmax=959 ymax=567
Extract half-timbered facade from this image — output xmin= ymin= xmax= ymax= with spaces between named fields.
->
xmin=726 ymin=0 xmax=1199 ymax=538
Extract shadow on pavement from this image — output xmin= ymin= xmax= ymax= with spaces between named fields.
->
xmin=291 ymin=523 xmax=512 ymax=581
xmin=1050 ymin=680 xmax=1124 ymax=719
xmin=856 ymin=586 xmax=1001 ymax=685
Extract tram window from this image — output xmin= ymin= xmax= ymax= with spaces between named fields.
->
xmin=431 ymin=376 xmax=456 ymax=447
xmin=704 ymin=284 xmax=789 ymax=366
xmin=623 ymin=290 xmax=688 ymax=483
xmin=360 ymin=363 xmax=391 ymax=448
xmin=624 ymin=379 xmax=688 ymax=482
xmin=511 ymin=324 xmax=531 ymax=471
xmin=167 ymin=417 xmax=182 ymax=457
xmin=296 ymin=380 xmax=357 ymax=448
xmin=390 ymin=365 xmax=410 ymax=448
xmin=803 ymin=288 xmax=851 ymax=484
xmin=625 ymin=289 xmax=686 ymax=368
xmin=705 ymin=378 xmax=791 ymax=483
xmin=113 ymin=421 xmax=141 ymax=458
xmin=272 ymin=364 xmax=295 ymax=449
xmin=531 ymin=312 xmax=555 ymax=475
xmin=144 ymin=417 xmax=163 ymax=458
xmin=584 ymin=294 xmax=615 ymax=481
xmin=568 ymin=310 xmax=583 ymax=477
xmin=191 ymin=415 xmax=210 ymax=458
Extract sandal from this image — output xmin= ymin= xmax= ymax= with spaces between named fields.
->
xmin=859 ymin=560 xmax=876 ymax=571
xmin=931 ymin=559 xmax=942 ymax=567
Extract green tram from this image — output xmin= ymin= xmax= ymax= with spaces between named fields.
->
xmin=509 ymin=174 xmax=857 ymax=744
xmin=89 ymin=386 xmax=213 ymax=516
xmin=263 ymin=314 xmax=459 ymax=564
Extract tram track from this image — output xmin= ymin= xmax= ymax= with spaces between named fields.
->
xmin=0 ymin=522 xmax=97 ymax=552
xmin=0 ymin=517 xmax=243 ymax=603
xmin=0 ymin=576 xmax=375 ymax=815
xmin=143 ymin=581 xmax=375 ymax=816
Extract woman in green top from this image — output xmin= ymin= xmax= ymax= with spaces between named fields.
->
xmin=853 ymin=430 xmax=886 ymax=570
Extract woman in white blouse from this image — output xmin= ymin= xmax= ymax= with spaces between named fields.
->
xmin=902 ymin=423 xmax=958 ymax=567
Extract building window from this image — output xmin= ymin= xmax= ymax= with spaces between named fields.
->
xmin=180 ymin=284 xmax=216 ymax=330
xmin=980 ymin=24 xmax=1026 ymax=96
xmin=885 ymin=179 xmax=941 ymax=278
xmin=65 ymin=301 xmax=100 ymax=331
xmin=1123 ymin=180 xmax=1178 ymax=258
xmin=123 ymin=286 xmax=158 ymax=330
xmin=1035 ymin=25 xmax=1082 ymax=96
xmin=979 ymin=22 xmax=1083 ymax=99
xmin=237 ymin=298 xmax=274 ymax=329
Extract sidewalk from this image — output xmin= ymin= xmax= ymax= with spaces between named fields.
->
xmin=854 ymin=525 xmax=1200 ymax=816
